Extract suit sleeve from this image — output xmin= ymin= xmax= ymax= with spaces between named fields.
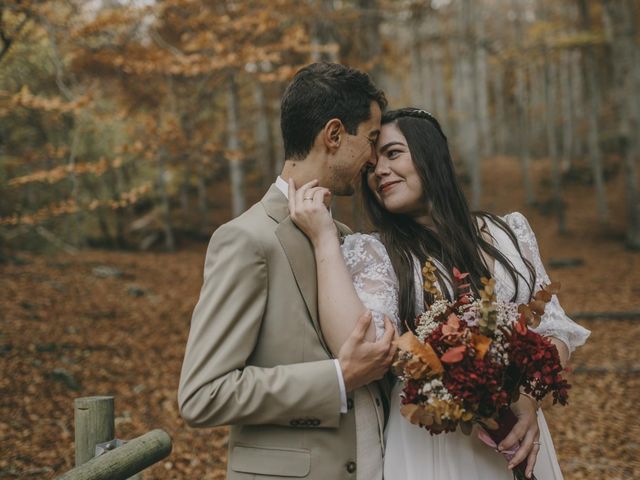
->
xmin=178 ymin=223 xmax=342 ymax=428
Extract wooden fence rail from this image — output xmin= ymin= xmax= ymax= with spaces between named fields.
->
xmin=57 ymin=429 xmax=172 ymax=480
xmin=56 ymin=396 xmax=171 ymax=480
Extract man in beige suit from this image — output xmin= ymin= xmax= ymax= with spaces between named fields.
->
xmin=179 ymin=63 xmax=394 ymax=479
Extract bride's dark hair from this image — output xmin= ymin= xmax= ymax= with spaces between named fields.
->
xmin=362 ymin=108 xmax=536 ymax=332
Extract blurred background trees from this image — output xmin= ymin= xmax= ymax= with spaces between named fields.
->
xmin=1 ymin=0 xmax=639 ymax=253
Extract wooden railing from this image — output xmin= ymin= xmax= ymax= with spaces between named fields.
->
xmin=56 ymin=396 xmax=172 ymax=480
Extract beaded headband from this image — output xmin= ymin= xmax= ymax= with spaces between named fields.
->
xmin=385 ymin=108 xmax=447 ymax=141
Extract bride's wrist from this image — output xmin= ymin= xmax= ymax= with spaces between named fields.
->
xmin=311 ymin=229 xmax=339 ymax=249
xmin=518 ymin=389 xmax=541 ymax=411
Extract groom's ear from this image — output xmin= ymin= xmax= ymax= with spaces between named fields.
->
xmin=323 ymin=118 xmax=343 ymax=153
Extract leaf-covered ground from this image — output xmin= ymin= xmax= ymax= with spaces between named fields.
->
xmin=1 ymin=156 xmax=639 ymax=479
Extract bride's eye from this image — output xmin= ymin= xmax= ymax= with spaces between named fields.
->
xmin=387 ymin=149 xmax=401 ymax=159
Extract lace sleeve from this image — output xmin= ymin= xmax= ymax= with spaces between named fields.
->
xmin=341 ymin=233 xmax=400 ymax=339
xmin=504 ymin=212 xmax=591 ymax=355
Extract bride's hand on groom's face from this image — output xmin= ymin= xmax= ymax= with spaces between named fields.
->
xmin=288 ymin=179 xmax=337 ymax=245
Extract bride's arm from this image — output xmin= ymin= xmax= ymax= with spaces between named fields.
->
xmin=313 ymin=227 xmax=377 ymax=350
xmin=505 ymin=212 xmax=591 ymax=367
xmin=288 ymin=180 xmax=394 ymax=355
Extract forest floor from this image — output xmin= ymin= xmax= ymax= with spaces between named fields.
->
xmin=1 ymin=155 xmax=639 ymax=479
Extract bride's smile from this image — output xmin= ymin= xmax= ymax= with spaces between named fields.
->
xmin=368 ymin=122 xmax=425 ymax=217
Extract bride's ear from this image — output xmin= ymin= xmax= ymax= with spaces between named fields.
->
xmin=323 ymin=119 xmax=343 ymax=153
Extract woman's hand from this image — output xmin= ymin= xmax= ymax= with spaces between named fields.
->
xmin=498 ymin=395 xmax=540 ymax=479
xmin=288 ymin=179 xmax=337 ymax=246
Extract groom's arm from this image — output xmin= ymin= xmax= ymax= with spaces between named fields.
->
xmin=178 ymin=222 xmax=343 ymax=428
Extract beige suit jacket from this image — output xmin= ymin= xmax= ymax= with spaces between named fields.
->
xmin=178 ymin=185 xmax=387 ymax=479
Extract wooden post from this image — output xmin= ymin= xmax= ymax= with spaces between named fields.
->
xmin=74 ymin=396 xmax=115 ymax=467
xmin=57 ymin=429 xmax=172 ymax=480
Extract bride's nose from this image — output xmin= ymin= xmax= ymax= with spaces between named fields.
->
xmin=374 ymin=157 xmax=391 ymax=177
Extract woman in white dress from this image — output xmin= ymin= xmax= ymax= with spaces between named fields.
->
xmin=288 ymin=108 xmax=590 ymax=480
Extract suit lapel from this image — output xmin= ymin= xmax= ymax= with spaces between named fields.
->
xmin=276 ymin=218 xmax=327 ymax=348
xmin=262 ymin=185 xmax=331 ymax=355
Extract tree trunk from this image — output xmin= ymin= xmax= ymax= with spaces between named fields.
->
xmin=603 ymin=0 xmax=640 ymax=248
xmin=410 ymin=16 xmax=428 ymax=107
xmin=431 ymin=45 xmax=448 ymax=129
xmin=310 ymin=0 xmax=338 ymax=63
xmin=456 ymin=0 xmax=481 ymax=209
xmin=254 ymin=79 xmax=275 ymax=191
xmin=578 ymin=0 xmax=609 ymax=222
xmin=511 ymin=0 xmax=535 ymax=204
xmin=196 ymin=175 xmax=209 ymax=232
xmin=492 ymin=61 xmax=507 ymax=155
xmin=570 ymin=51 xmax=586 ymax=158
xmin=67 ymin=125 xmax=86 ymax=248
xmin=179 ymin=168 xmax=190 ymax=219
xmin=271 ymin=93 xmax=285 ymax=176
xmin=474 ymin=6 xmax=492 ymax=158
xmin=226 ymin=75 xmax=246 ymax=218
xmin=516 ymin=66 xmax=535 ymax=206
xmin=559 ymin=50 xmax=573 ymax=173
xmin=528 ymin=63 xmax=545 ymax=157
xmin=544 ymin=55 xmax=567 ymax=233
xmin=157 ymin=147 xmax=175 ymax=251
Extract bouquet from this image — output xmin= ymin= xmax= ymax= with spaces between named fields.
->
xmin=392 ymin=260 xmax=570 ymax=480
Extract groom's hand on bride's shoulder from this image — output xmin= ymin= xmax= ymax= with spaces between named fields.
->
xmin=338 ymin=312 xmax=396 ymax=392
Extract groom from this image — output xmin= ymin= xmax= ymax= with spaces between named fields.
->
xmin=178 ymin=62 xmax=394 ymax=479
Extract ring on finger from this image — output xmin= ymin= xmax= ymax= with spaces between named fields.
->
xmin=532 ymin=441 xmax=542 ymax=446
xmin=303 ymin=196 xmax=314 ymax=200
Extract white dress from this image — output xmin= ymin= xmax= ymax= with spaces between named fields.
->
xmin=341 ymin=212 xmax=591 ymax=480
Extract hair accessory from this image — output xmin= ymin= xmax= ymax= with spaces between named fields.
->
xmin=395 ymin=107 xmax=448 ymax=141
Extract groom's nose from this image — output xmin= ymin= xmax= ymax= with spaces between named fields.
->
xmin=365 ymin=145 xmax=377 ymax=169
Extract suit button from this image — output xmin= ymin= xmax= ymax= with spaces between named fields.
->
xmin=375 ymin=397 xmax=381 ymax=407
xmin=346 ymin=461 xmax=356 ymax=473
xmin=347 ymin=398 xmax=354 ymax=410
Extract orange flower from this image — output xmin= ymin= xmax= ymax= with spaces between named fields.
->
xmin=395 ymin=331 xmax=444 ymax=375
xmin=472 ymin=334 xmax=492 ymax=360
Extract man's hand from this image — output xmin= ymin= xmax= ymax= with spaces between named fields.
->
xmin=498 ymin=395 xmax=540 ymax=479
xmin=338 ymin=311 xmax=396 ymax=392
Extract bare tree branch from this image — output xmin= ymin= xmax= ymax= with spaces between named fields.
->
xmin=0 ymin=9 xmax=30 ymax=63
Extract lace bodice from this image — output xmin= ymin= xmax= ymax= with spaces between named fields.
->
xmin=340 ymin=212 xmax=590 ymax=354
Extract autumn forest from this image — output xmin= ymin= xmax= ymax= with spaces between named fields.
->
xmin=1 ymin=0 xmax=639 ymax=479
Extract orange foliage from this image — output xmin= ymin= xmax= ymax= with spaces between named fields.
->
xmin=0 ymin=182 xmax=152 ymax=226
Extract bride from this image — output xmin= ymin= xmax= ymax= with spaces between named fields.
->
xmin=288 ymin=108 xmax=590 ymax=479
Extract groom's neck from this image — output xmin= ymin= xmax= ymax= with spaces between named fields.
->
xmin=280 ymin=156 xmax=329 ymax=190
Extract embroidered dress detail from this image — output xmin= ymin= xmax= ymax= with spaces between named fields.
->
xmin=500 ymin=212 xmax=590 ymax=354
xmin=341 ymin=233 xmax=400 ymax=339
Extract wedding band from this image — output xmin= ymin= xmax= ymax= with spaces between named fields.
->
xmin=303 ymin=196 xmax=314 ymax=200
xmin=533 ymin=441 xmax=542 ymax=446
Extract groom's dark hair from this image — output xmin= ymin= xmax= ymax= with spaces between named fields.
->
xmin=280 ymin=62 xmax=387 ymax=160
